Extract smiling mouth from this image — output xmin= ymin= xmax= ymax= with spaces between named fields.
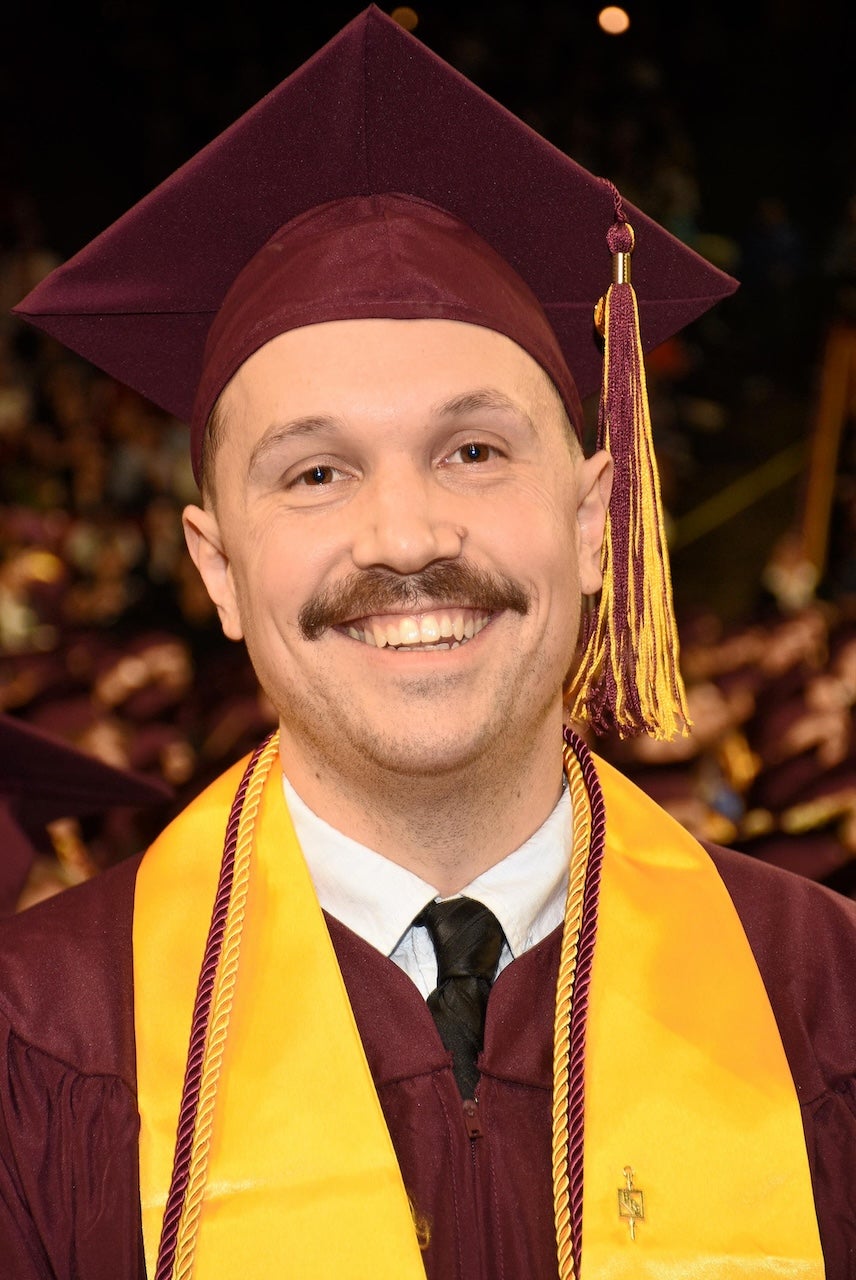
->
xmin=340 ymin=608 xmax=492 ymax=651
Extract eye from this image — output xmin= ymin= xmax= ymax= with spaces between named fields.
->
xmin=291 ymin=463 xmax=343 ymax=487
xmin=448 ymin=441 xmax=496 ymax=465
xmin=279 ymin=455 xmax=356 ymax=499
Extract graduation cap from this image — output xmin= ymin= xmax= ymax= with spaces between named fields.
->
xmin=0 ymin=711 xmax=172 ymax=914
xmin=12 ymin=4 xmax=738 ymax=740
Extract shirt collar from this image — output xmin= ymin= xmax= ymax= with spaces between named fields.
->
xmin=282 ymin=773 xmax=570 ymax=960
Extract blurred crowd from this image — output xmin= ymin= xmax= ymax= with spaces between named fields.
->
xmin=0 ymin=249 xmax=280 ymax=908
xmin=592 ymin=598 xmax=856 ymax=895
xmin=1 ymin=6 xmax=855 ymax=913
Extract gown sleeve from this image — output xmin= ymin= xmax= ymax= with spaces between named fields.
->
xmin=709 ymin=842 xmax=856 ymax=1273
xmin=0 ymin=1014 xmax=143 ymax=1279
xmin=0 ymin=856 xmax=145 ymax=1279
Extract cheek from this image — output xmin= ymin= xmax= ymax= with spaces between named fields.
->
xmin=229 ymin=517 xmax=344 ymax=638
xmin=482 ymin=466 xmax=574 ymax=539
xmin=492 ymin=484 xmax=581 ymax=591
xmin=526 ymin=502 xmax=587 ymax=643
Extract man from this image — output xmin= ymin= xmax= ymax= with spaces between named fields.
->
xmin=2 ymin=8 xmax=855 ymax=1278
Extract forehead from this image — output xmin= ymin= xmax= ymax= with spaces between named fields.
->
xmin=219 ymin=317 xmax=566 ymax=431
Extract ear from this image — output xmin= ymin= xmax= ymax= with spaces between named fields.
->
xmin=182 ymin=504 xmax=244 ymax=641
xmin=575 ymin=449 xmax=613 ymax=596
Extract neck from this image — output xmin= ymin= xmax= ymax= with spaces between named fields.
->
xmin=278 ymin=719 xmax=565 ymax=895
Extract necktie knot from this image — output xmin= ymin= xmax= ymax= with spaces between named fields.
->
xmin=415 ymin=896 xmax=505 ymax=1098
xmin=416 ymin=897 xmax=505 ymax=985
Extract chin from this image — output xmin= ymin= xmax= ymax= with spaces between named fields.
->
xmin=354 ymin=726 xmax=493 ymax=779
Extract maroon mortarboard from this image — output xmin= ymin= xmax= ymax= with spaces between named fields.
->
xmin=0 ymin=711 xmax=172 ymax=914
xmin=11 ymin=5 xmax=734 ymax=434
xmin=12 ymin=5 xmax=738 ymax=741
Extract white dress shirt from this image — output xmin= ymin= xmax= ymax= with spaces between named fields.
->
xmin=282 ymin=775 xmax=571 ymax=997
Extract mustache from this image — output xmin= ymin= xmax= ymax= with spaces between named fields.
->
xmin=299 ymin=561 xmax=530 ymax=640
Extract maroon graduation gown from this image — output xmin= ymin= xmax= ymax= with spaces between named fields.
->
xmin=1 ymin=844 xmax=856 ymax=1279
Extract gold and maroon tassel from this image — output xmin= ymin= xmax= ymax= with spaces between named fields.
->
xmin=569 ymin=190 xmax=690 ymax=740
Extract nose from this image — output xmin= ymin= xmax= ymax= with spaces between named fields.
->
xmin=350 ymin=463 xmax=465 ymax=573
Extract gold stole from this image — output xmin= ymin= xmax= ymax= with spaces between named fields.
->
xmin=134 ymin=750 xmax=824 ymax=1278
xmin=580 ymin=757 xmax=823 ymax=1276
xmin=134 ymin=756 xmax=427 ymax=1279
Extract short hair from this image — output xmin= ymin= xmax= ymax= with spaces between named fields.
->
xmin=200 ymin=396 xmax=226 ymax=506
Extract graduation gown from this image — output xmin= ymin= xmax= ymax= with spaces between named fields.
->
xmin=1 ymin=842 xmax=856 ymax=1278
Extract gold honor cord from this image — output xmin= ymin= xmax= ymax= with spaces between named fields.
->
xmin=552 ymin=739 xmax=593 ymax=1280
xmin=172 ymin=732 xmax=281 ymax=1279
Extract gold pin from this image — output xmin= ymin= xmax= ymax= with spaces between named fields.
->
xmin=617 ymin=1166 xmax=645 ymax=1241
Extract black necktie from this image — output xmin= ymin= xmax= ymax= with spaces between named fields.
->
xmin=415 ymin=897 xmax=505 ymax=1099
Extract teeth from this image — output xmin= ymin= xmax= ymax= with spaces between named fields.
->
xmin=419 ymin=614 xmax=441 ymax=644
xmin=345 ymin=611 xmax=491 ymax=649
xmin=399 ymin=617 xmax=421 ymax=645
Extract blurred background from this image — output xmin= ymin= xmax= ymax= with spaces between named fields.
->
xmin=1 ymin=0 xmax=855 ymax=909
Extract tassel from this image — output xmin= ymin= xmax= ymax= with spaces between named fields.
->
xmin=568 ymin=192 xmax=691 ymax=740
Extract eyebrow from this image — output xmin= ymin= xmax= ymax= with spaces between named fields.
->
xmin=247 ymin=414 xmax=344 ymax=478
xmin=432 ymin=388 xmax=536 ymax=433
xmin=246 ymin=388 xmax=536 ymax=479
